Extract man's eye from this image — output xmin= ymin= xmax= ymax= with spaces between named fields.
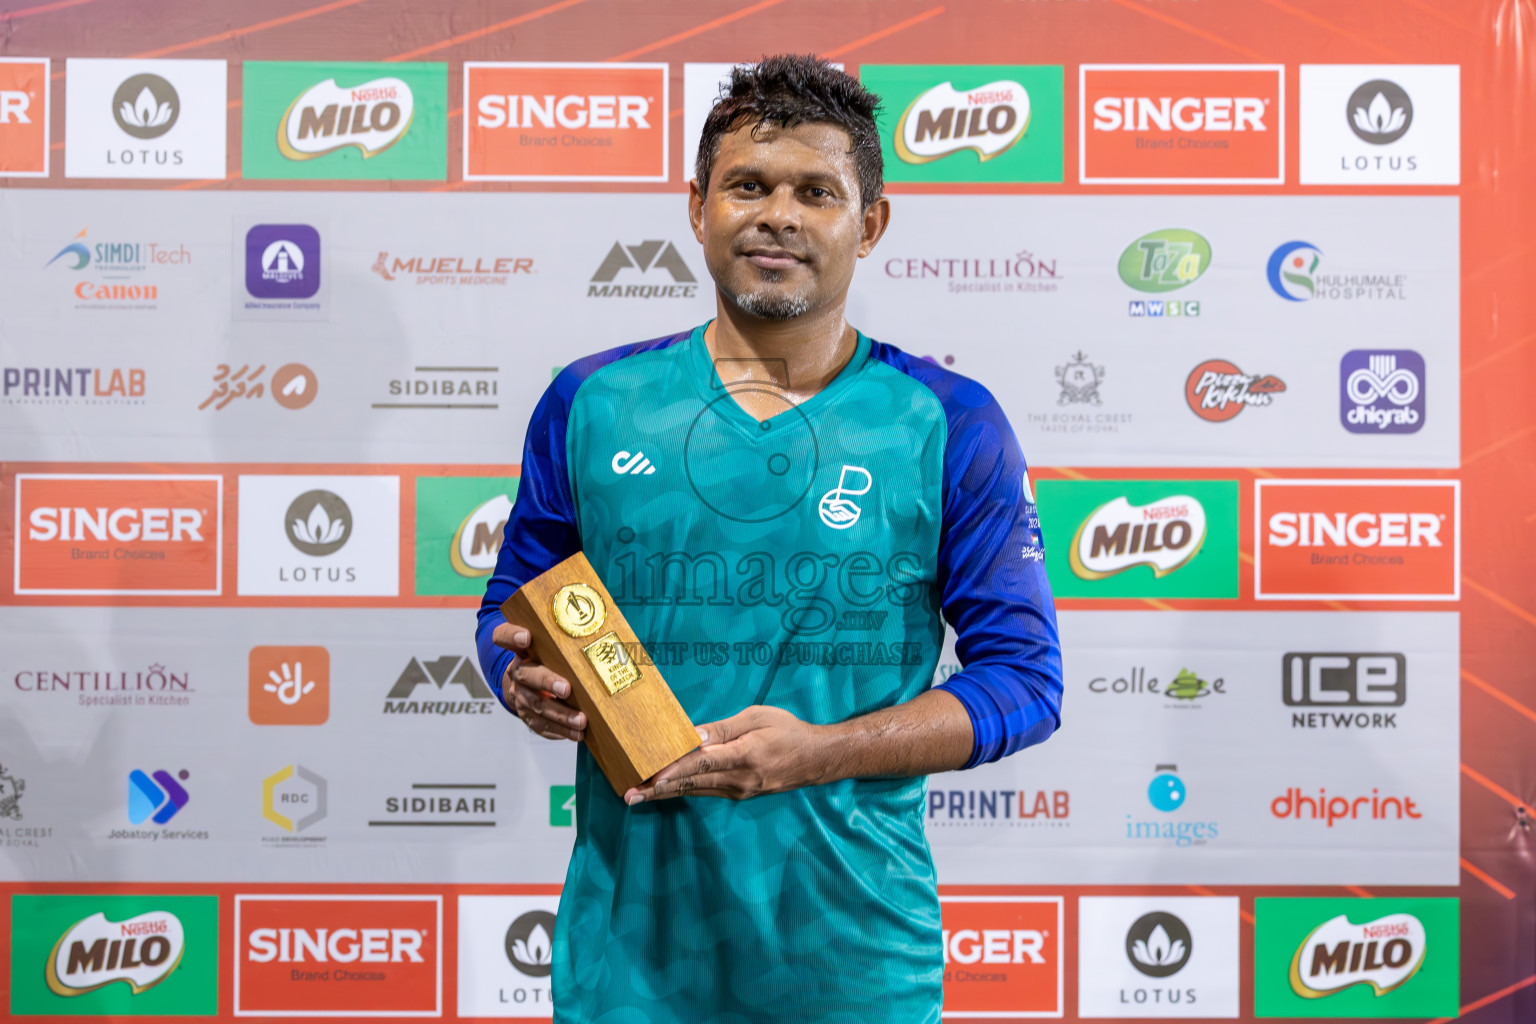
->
xmin=738 ymin=181 xmax=760 ymax=193
xmin=808 ymin=187 xmax=829 ymax=198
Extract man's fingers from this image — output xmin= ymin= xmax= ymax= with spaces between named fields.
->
xmin=693 ymin=709 xmax=757 ymax=747
xmin=631 ymin=772 xmax=750 ymax=803
xmin=521 ymin=687 xmax=586 ymax=731
xmin=491 ymin=622 xmax=532 ymax=652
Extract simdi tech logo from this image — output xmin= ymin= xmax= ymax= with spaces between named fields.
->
xmin=1299 ymin=64 xmax=1460 ymax=185
xmin=242 ymin=61 xmax=447 ymax=180
xmin=1255 ymin=479 xmax=1459 ymax=600
xmin=10 ymin=894 xmax=218 ymax=1016
xmin=1254 ymin=897 xmax=1458 ymax=1017
xmin=13 ymin=473 xmax=223 ymax=596
xmin=234 ymin=895 xmax=442 ymax=1017
xmin=1077 ymin=896 xmax=1241 ymax=1018
xmin=939 ymin=896 xmax=1062 ymax=1017
xmin=465 ymin=62 xmax=668 ymax=182
xmin=861 ymin=65 xmax=1063 ymax=183
xmin=414 ymin=475 xmax=517 ymax=596
xmin=1080 ymin=64 xmax=1284 ymax=184
xmin=0 ymin=57 xmax=50 ymax=176
xmin=63 ymin=58 xmax=227 ymax=179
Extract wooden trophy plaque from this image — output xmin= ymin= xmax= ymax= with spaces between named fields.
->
xmin=500 ymin=552 xmax=699 ymax=796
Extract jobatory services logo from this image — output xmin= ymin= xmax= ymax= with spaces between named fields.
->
xmin=1126 ymin=763 xmax=1219 ymax=849
xmin=1254 ymin=898 xmax=1458 ymax=1016
xmin=456 ymin=895 xmax=560 ymax=1018
xmin=248 ymin=645 xmax=330 ymax=725
xmin=414 ymin=476 xmax=517 ymax=596
xmin=4 ymin=365 xmax=146 ymax=406
xmin=374 ymin=366 xmax=500 ymax=411
xmin=1119 ymin=228 xmax=1208 ymax=318
xmin=45 ymin=225 xmax=191 ymax=311
xmin=938 ymin=896 xmax=1062 ymax=1017
xmin=1256 ymin=479 xmax=1459 ymax=600
xmin=9 ymin=895 xmax=218 ymax=1016
xmin=63 ymin=59 xmax=227 ymax=179
xmin=587 ymin=239 xmax=698 ymax=299
xmin=14 ymin=473 xmax=223 ymax=596
xmin=927 ymin=787 xmax=1070 ymax=829
xmin=127 ymin=769 xmax=189 ymax=825
xmin=383 ymin=656 xmax=495 ymax=715
xmin=1186 ymin=360 xmax=1286 ymax=421
xmin=1077 ymin=896 xmax=1241 ymax=1018
xmin=1088 ymin=665 xmax=1226 ymax=710
xmin=372 ymin=250 xmax=533 ymax=286
xmin=200 ymin=363 xmax=318 ymax=412
xmin=862 ymin=65 xmax=1063 ymax=183
xmin=1285 ymin=652 xmax=1405 ymax=730
xmin=1080 ymin=64 xmax=1284 ymax=184
xmin=0 ymin=57 xmax=50 ymax=176
xmin=1299 ymin=65 xmax=1460 ymax=185
xmin=262 ymin=764 xmax=327 ymax=840
xmin=235 ymin=895 xmax=442 ymax=1017
xmin=236 ymin=474 xmax=400 ymax=597
xmin=369 ymin=782 xmax=497 ymax=828
xmin=1340 ymin=350 xmax=1425 ymax=434
xmin=465 ymin=62 xmax=668 ymax=181
xmin=242 ymin=61 xmax=447 ymax=180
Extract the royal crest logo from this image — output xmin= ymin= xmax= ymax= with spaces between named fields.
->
xmin=894 ymin=80 xmax=1030 ymax=164
xmin=0 ymin=762 xmax=24 ymax=819
xmin=1069 ymin=495 xmax=1208 ymax=580
xmin=1289 ymin=912 xmax=1426 ymax=998
xmin=46 ymin=910 xmax=186 ymax=997
xmin=1056 ymin=351 xmax=1103 ymax=406
xmin=278 ymin=76 xmax=413 ymax=160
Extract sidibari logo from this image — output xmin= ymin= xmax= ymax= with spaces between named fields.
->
xmin=504 ymin=910 xmax=556 ymax=978
xmin=278 ymin=77 xmax=413 ymax=160
xmin=112 ymin=74 xmax=178 ymax=139
xmin=46 ymin=910 xmax=186 ymax=997
xmin=894 ymin=80 xmax=1029 ymax=164
xmin=1186 ymin=360 xmax=1286 ymax=422
xmin=1346 ymin=80 xmax=1412 ymax=145
xmin=1118 ymin=229 xmax=1210 ymax=293
xmin=450 ymin=494 xmax=511 ymax=577
xmin=1289 ymin=912 xmax=1425 ymax=997
xmin=1069 ymin=495 xmax=1206 ymax=580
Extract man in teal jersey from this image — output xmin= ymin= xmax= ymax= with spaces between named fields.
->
xmin=476 ymin=55 xmax=1062 ymax=1023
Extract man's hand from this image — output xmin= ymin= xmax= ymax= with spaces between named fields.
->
xmin=491 ymin=623 xmax=586 ymax=742
xmin=624 ymin=706 xmax=836 ymax=805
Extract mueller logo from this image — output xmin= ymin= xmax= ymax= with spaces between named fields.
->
xmin=1081 ymin=64 xmax=1284 ymax=184
xmin=46 ymin=909 xmax=186 ymax=996
xmin=372 ymin=251 xmax=532 ymax=286
xmin=279 ymin=77 xmax=413 ymax=160
xmin=939 ymin=897 xmax=1061 ymax=1016
xmin=894 ymin=79 xmax=1030 ymax=164
xmin=1341 ymin=350 xmax=1425 ymax=434
xmin=1256 ymin=480 xmax=1459 ymax=600
xmin=451 ymin=494 xmax=511 ymax=577
xmin=927 ymin=788 xmax=1070 ymax=826
xmin=1186 ymin=359 xmax=1286 ymax=421
xmin=383 ymin=656 xmax=495 ymax=715
xmin=235 ymin=895 xmax=441 ymax=1016
xmin=1069 ymin=495 xmax=1206 ymax=580
xmin=0 ymin=58 xmax=49 ymax=177
xmin=1286 ymin=653 xmax=1405 ymax=729
xmin=1290 ymin=913 xmax=1426 ymax=998
xmin=15 ymin=473 xmax=223 ymax=596
xmin=587 ymin=240 xmax=698 ymax=299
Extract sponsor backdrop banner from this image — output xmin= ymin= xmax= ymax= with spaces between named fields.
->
xmin=1 ymin=2 xmax=1531 ymax=1022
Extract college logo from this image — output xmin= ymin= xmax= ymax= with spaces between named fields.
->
xmin=1270 ymin=787 xmax=1422 ymax=827
xmin=1078 ymin=897 xmax=1240 ymax=1018
xmin=1254 ymin=898 xmax=1458 ymax=1016
xmin=1299 ymin=65 xmax=1459 ymax=185
xmin=235 ymin=895 xmax=442 ymax=1017
xmin=243 ymin=61 xmax=446 ymax=180
xmin=1285 ymin=652 xmax=1405 ymax=731
xmin=1186 ymin=360 xmax=1286 ymax=421
xmin=0 ymin=58 xmax=50 ymax=176
xmin=465 ymin=62 xmax=667 ymax=181
xmin=1127 ymin=764 xmax=1219 ymax=848
xmin=10 ymin=895 xmax=218 ymax=1015
xmin=63 ymin=58 xmax=226 ymax=179
xmin=4 ymin=366 xmax=147 ymax=405
xmin=1256 ymin=480 xmax=1459 ymax=600
xmin=13 ymin=473 xmax=222 ymax=596
xmin=1341 ymin=350 xmax=1424 ymax=434
xmin=939 ymin=897 xmax=1061 ymax=1017
xmin=370 ymin=782 xmax=497 ymax=828
xmin=927 ymin=788 xmax=1070 ymax=828
xmin=1080 ymin=64 xmax=1284 ymax=184
xmin=263 ymin=764 xmax=327 ymax=835
xmin=1089 ymin=666 xmax=1226 ymax=708
xmin=863 ymin=65 xmax=1063 ymax=183
xmin=414 ymin=476 xmax=518 ymax=596
xmin=375 ymin=366 xmax=500 ymax=411
xmin=587 ymin=240 xmax=698 ymax=299
xmin=236 ymin=475 xmax=400 ymax=597
xmin=384 ymin=656 xmax=495 ymax=715
xmin=248 ymin=646 xmax=329 ymax=725
xmin=457 ymin=895 xmax=559 ymax=1018
xmin=127 ymin=769 xmax=189 ymax=825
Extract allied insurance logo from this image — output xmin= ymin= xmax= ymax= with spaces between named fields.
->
xmin=242 ymin=61 xmax=447 ymax=181
xmin=0 ymin=57 xmax=51 ymax=177
xmin=862 ymin=65 xmax=1063 ymax=183
xmin=13 ymin=473 xmax=223 ymax=596
xmin=1256 ymin=479 xmax=1459 ymax=601
xmin=465 ymin=62 xmax=667 ymax=182
xmin=235 ymin=895 xmax=442 ymax=1017
xmin=939 ymin=896 xmax=1062 ymax=1017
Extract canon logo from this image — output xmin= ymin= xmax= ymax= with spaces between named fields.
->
xmin=1092 ymin=96 xmax=1268 ymax=132
xmin=247 ymin=927 xmax=424 ymax=963
xmin=1267 ymin=512 xmax=1440 ymax=548
xmin=29 ymin=506 xmax=204 ymax=542
xmin=476 ymin=94 xmax=650 ymax=130
xmin=942 ymin=928 xmax=1046 ymax=965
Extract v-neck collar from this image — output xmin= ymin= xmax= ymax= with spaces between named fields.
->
xmin=685 ymin=320 xmax=872 ymax=437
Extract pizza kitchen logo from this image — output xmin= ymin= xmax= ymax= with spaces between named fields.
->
xmin=1185 ymin=359 xmax=1286 ymax=421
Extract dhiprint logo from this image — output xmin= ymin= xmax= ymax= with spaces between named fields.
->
xmin=0 ymin=58 xmax=50 ymax=176
xmin=248 ymin=646 xmax=330 ymax=725
xmin=1070 ymin=494 xmax=1207 ymax=580
xmin=262 ymin=764 xmax=327 ymax=834
xmin=1270 ymin=787 xmax=1423 ymax=827
xmin=1127 ymin=912 xmax=1192 ymax=978
xmin=1078 ymin=896 xmax=1240 ymax=1018
xmin=64 ymin=58 xmax=227 ymax=179
xmin=1267 ymin=241 xmax=1323 ymax=300
xmin=383 ymin=656 xmax=495 ymax=715
xmin=587 ymin=240 xmax=698 ymax=299
xmin=818 ymin=465 xmax=871 ymax=530
xmin=1285 ymin=652 xmax=1405 ymax=731
xmin=127 ymin=769 xmax=189 ymax=825
xmin=1341 ymin=350 xmax=1425 ymax=434
xmin=611 ymin=451 xmax=656 ymax=476
xmin=285 ymin=489 xmax=351 ymax=556
xmin=1347 ymin=79 xmax=1413 ymax=144
xmin=504 ymin=911 xmax=555 ymax=978
xmin=456 ymin=895 xmax=559 ymax=1018
xmin=1056 ymin=351 xmax=1104 ymax=406
xmin=1186 ymin=360 xmax=1286 ymax=422
xmin=894 ymin=79 xmax=1031 ymax=164
xmin=1299 ymin=65 xmax=1459 ymax=185
xmin=113 ymin=74 xmax=178 ymax=138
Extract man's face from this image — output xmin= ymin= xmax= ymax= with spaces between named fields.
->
xmin=690 ymin=121 xmax=888 ymax=322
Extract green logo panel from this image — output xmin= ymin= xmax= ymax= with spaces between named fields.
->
xmin=860 ymin=65 xmax=1063 ymax=183
xmin=1254 ymin=898 xmax=1459 ymax=1017
xmin=10 ymin=894 xmax=218 ymax=1016
xmin=550 ymin=785 xmax=577 ymax=827
xmin=415 ymin=475 xmax=518 ymax=596
xmin=242 ymin=61 xmax=448 ymax=180
xmin=1036 ymin=479 xmax=1238 ymax=599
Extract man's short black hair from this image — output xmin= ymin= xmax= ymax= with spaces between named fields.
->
xmin=694 ymin=54 xmax=884 ymax=211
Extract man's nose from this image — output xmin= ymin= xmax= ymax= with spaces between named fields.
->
xmin=755 ymin=183 xmax=802 ymax=234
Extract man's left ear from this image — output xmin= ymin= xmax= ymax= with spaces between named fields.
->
xmin=857 ymin=196 xmax=892 ymax=258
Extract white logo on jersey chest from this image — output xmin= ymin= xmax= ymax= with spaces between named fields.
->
xmin=819 ymin=465 xmax=871 ymax=529
xmin=611 ymin=451 xmax=656 ymax=476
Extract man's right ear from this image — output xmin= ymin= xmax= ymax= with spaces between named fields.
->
xmin=687 ymin=179 xmax=706 ymax=244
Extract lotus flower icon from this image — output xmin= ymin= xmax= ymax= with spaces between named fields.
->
xmin=505 ymin=910 xmax=557 ymax=978
xmin=511 ymin=923 xmax=552 ymax=967
xmin=1132 ymin=924 xmax=1186 ymax=968
xmin=1353 ymin=92 xmax=1406 ymax=137
xmin=1125 ymin=911 xmax=1193 ymax=978
xmin=283 ymin=489 xmax=353 ymax=556
xmin=1346 ymin=79 xmax=1413 ymax=145
xmin=121 ymin=86 xmax=174 ymax=130
xmin=110 ymin=73 xmax=180 ymax=139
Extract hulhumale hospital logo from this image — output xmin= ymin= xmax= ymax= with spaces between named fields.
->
xmin=1267 ymin=241 xmax=1323 ymax=300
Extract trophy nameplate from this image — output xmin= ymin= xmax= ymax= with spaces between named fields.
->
xmin=501 ymin=552 xmax=699 ymax=795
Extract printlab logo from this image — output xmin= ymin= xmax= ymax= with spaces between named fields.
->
xmin=285 ymin=489 xmax=351 ymax=556
xmin=818 ymin=465 xmax=870 ymax=530
xmin=248 ymin=645 xmax=330 ymax=725
xmin=200 ymin=362 xmax=317 ymax=411
xmin=4 ymin=365 xmax=147 ymax=405
xmin=1347 ymin=79 xmax=1413 ymax=144
xmin=1341 ymin=350 xmax=1424 ymax=434
xmin=113 ymin=74 xmax=178 ymax=138
xmin=1127 ymin=912 xmax=1192 ymax=978
xmin=1186 ymin=360 xmax=1286 ymax=422
xmin=1285 ymin=652 xmax=1405 ymax=730
xmin=587 ymin=240 xmax=698 ymax=298
xmin=128 ymin=769 xmax=189 ymax=824
xmin=384 ymin=656 xmax=495 ymax=714
xmin=1057 ymin=351 xmax=1103 ymax=405
xmin=926 ymin=787 xmax=1071 ymax=828
xmin=505 ymin=911 xmax=556 ymax=978
xmin=0 ymin=762 xmax=24 ymax=819
xmin=262 ymin=764 xmax=327 ymax=835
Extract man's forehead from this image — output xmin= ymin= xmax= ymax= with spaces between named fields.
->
xmin=714 ymin=120 xmax=857 ymax=172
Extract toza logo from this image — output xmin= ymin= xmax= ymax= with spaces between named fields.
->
xmin=278 ymin=76 xmax=413 ymax=160
xmin=894 ymin=79 xmax=1030 ymax=164
xmin=128 ymin=769 xmax=189 ymax=825
xmin=1069 ymin=495 xmax=1207 ymax=580
xmin=284 ymin=489 xmax=351 ymax=556
xmin=1127 ymin=912 xmax=1192 ymax=978
xmin=1186 ymin=359 xmax=1286 ymax=421
xmin=611 ymin=450 xmax=656 ymax=476
xmin=1118 ymin=229 xmax=1210 ymax=293
xmin=504 ymin=910 xmax=556 ymax=978
xmin=112 ymin=74 xmax=178 ymax=139
xmin=1347 ymin=79 xmax=1413 ymax=145
xmin=1289 ymin=912 xmax=1426 ymax=997
xmin=46 ymin=909 xmax=187 ymax=997
xmin=818 ymin=465 xmax=871 ymax=530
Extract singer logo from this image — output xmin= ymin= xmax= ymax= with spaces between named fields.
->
xmin=1080 ymin=64 xmax=1284 ymax=183
xmin=13 ymin=473 xmax=222 ymax=596
xmin=234 ymin=895 xmax=441 ymax=1017
xmin=1256 ymin=480 xmax=1459 ymax=600
xmin=465 ymin=62 xmax=667 ymax=181
xmin=940 ymin=896 xmax=1062 ymax=1016
xmin=0 ymin=58 xmax=50 ymax=176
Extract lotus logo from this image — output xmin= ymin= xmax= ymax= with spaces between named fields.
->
xmin=894 ymin=80 xmax=1030 ymax=164
xmin=504 ymin=910 xmax=556 ymax=978
xmin=1126 ymin=911 xmax=1192 ymax=978
xmin=46 ymin=910 xmax=186 ymax=997
xmin=449 ymin=494 xmax=512 ymax=577
xmin=283 ymin=490 xmax=351 ymax=556
xmin=1118 ymin=229 xmax=1211 ymax=293
xmin=1069 ymin=495 xmax=1207 ymax=580
xmin=1289 ymin=912 xmax=1426 ymax=998
xmin=112 ymin=74 xmax=179 ymax=140
xmin=278 ymin=77 xmax=414 ymax=160
xmin=1346 ymin=80 xmax=1413 ymax=145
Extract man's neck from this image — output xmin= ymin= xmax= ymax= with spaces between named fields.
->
xmin=702 ymin=297 xmax=859 ymax=417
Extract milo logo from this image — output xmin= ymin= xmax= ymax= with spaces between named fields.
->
xmin=1069 ymin=494 xmax=1207 ymax=580
xmin=894 ymin=80 xmax=1030 ymax=164
xmin=279 ymin=76 xmax=414 ymax=160
xmin=1289 ymin=912 xmax=1427 ymax=998
xmin=46 ymin=910 xmax=185 ymax=997
xmin=450 ymin=493 xmax=512 ymax=578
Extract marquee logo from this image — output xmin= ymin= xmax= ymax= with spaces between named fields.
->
xmin=383 ymin=656 xmax=495 ymax=715
xmin=0 ymin=58 xmax=49 ymax=176
xmin=893 ymin=79 xmax=1030 ymax=163
xmin=939 ymin=896 xmax=1062 ymax=1016
xmin=1070 ymin=495 xmax=1207 ymax=580
xmin=278 ymin=76 xmax=413 ymax=160
xmin=587 ymin=240 xmax=698 ymax=299
xmin=1186 ymin=359 xmax=1286 ymax=421
xmin=1341 ymin=350 xmax=1425 ymax=434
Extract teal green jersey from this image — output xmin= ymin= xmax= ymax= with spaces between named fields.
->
xmin=477 ymin=324 xmax=1062 ymax=1022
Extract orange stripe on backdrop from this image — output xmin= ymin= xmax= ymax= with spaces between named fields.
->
xmin=1463 ymin=669 xmax=1536 ymax=727
xmin=822 ymin=5 xmax=948 ymax=60
xmin=1100 ymin=0 xmax=1269 ymax=61
xmin=386 ymin=0 xmax=594 ymax=62
xmin=1250 ymin=0 xmax=1403 ymax=60
xmin=1464 ymin=575 xmax=1536 ymax=631
xmin=1460 ymin=856 xmax=1517 ymax=900
xmin=1429 ymin=973 xmax=1536 ymax=1024
xmin=1461 ymin=762 xmax=1528 ymax=811
xmin=1344 ymin=885 xmax=1373 ymax=898
xmin=132 ymin=0 xmax=377 ymax=59
xmin=1187 ymin=885 xmax=1255 ymax=924
xmin=607 ymin=0 xmax=795 ymax=63
xmin=170 ymin=170 xmax=240 ymax=191
xmin=0 ymin=0 xmax=104 ymax=21
xmin=1463 ymin=329 xmax=1536 ymax=375
xmin=1392 ymin=0 xmax=1480 ymax=34
xmin=1463 ymin=423 xmax=1536 ymax=467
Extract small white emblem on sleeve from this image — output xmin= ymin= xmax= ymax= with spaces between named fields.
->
xmin=611 ymin=451 xmax=655 ymax=475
